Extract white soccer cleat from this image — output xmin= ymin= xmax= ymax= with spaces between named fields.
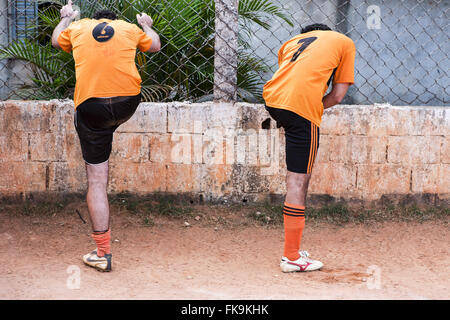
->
xmin=82 ymin=249 xmax=112 ymax=272
xmin=280 ymin=250 xmax=323 ymax=272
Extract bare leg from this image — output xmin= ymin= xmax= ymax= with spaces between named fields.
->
xmin=285 ymin=171 xmax=311 ymax=206
xmin=281 ymin=170 xmax=311 ymax=261
xmin=85 ymin=160 xmax=110 ymax=232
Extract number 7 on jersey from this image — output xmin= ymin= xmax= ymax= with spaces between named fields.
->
xmin=290 ymin=37 xmax=317 ymax=62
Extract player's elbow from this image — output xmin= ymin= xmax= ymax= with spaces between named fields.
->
xmin=327 ymin=92 xmax=344 ymax=106
xmin=334 ymin=94 xmax=345 ymax=104
xmin=51 ymin=37 xmax=60 ymax=49
xmin=148 ymin=41 xmax=161 ymax=53
xmin=331 ymin=83 xmax=350 ymax=104
xmin=148 ymin=45 xmax=160 ymax=53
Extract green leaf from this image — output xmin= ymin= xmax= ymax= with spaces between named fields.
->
xmin=9 ymin=0 xmax=292 ymax=103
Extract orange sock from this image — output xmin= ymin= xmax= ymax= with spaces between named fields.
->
xmin=283 ymin=202 xmax=305 ymax=261
xmin=92 ymin=229 xmax=111 ymax=257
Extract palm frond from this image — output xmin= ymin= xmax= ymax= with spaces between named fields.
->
xmin=10 ymin=0 xmax=291 ymax=103
xmin=237 ymin=52 xmax=270 ymax=102
xmin=239 ymin=0 xmax=293 ymax=28
xmin=38 ymin=7 xmax=61 ymax=30
xmin=0 ymin=40 xmax=70 ymax=77
xmin=37 ymin=0 xmax=65 ymax=6
xmin=140 ymin=84 xmax=173 ymax=102
xmin=157 ymin=0 xmax=204 ymax=50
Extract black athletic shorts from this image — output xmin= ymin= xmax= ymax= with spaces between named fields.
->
xmin=265 ymin=106 xmax=319 ymax=174
xmin=74 ymin=93 xmax=141 ymax=164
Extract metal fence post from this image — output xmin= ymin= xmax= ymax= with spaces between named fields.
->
xmin=214 ymin=0 xmax=238 ymax=103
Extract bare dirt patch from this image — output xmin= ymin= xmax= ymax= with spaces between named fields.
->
xmin=0 ymin=197 xmax=448 ymax=300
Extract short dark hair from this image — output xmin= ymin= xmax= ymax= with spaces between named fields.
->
xmin=93 ymin=9 xmax=117 ymax=20
xmin=301 ymin=23 xmax=332 ymax=34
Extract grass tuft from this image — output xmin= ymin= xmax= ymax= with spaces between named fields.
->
xmin=1 ymin=195 xmax=447 ymax=228
xmin=248 ymin=202 xmax=449 ymax=226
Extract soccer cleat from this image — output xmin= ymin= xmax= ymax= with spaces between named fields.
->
xmin=82 ymin=249 xmax=112 ymax=272
xmin=280 ymin=250 xmax=323 ymax=272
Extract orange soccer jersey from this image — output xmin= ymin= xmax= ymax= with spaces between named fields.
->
xmin=263 ymin=30 xmax=356 ymax=127
xmin=58 ymin=18 xmax=152 ymax=108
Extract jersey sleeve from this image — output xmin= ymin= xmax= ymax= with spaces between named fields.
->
xmin=134 ymin=25 xmax=153 ymax=52
xmin=57 ymin=26 xmax=73 ymax=53
xmin=333 ymin=39 xmax=356 ymax=85
xmin=277 ymin=45 xmax=284 ymax=67
xmin=277 ymin=40 xmax=291 ymax=67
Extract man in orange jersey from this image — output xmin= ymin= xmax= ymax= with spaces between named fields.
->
xmin=263 ymin=24 xmax=355 ymax=272
xmin=51 ymin=1 xmax=161 ymax=272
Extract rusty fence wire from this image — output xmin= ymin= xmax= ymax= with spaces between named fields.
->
xmin=0 ymin=0 xmax=449 ymax=105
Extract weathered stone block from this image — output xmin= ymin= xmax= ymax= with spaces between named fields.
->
xmin=321 ymin=105 xmax=354 ymax=136
xmin=266 ymin=171 xmax=287 ymax=195
xmin=383 ymin=106 xmax=449 ymax=136
xmin=347 ymin=105 xmax=379 ymax=136
xmin=411 ymin=164 xmax=440 ymax=194
xmin=209 ymin=102 xmax=241 ymax=129
xmin=360 ymin=105 xmax=392 ymax=136
xmin=0 ymin=101 xmax=25 ymax=132
xmin=383 ymin=106 xmax=413 ymax=136
xmin=0 ymin=162 xmax=47 ymax=194
xmin=117 ymin=103 xmax=167 ymax=133
xmin=356 ymin=164 xmax=411 ymax=200
xmin=29 ymin=132 xmax=61 ymax=161
xmin=0 ymin=102 xmax=5 ymax=131
xmin=316 ymin=134 xmax=331 ymax=163
xmin=201 ymin=164 xmax=234 ymax=196
xmin=329 ymin=136 xmax=387 ymax=164
xmin=406 ymin=107 xmax=448 ymax=136
xmin=2 ymin=100 xmax=60 ymax=132
xmin=441 ymin=137 xmax=450 ymax=164
xmin=236 ymin=103 xmax=269 ymax=130
xmin=258 ymin=129 xmax=284 ymax=174
xmin=242 ymin=166 xmax=269 ymax=193
xmin=387 ymin=136 xmax=441 ymax=164
xmin=48 ymin=162 xmax=86 ymax=192
xmin=0 ymin=100 xmax=448 ymax=203
xmin=0 ymin=132 xmax=28 ymax=162
xmin=167 ymin=103 xmax=210 ymax=133
xmin=437 ymin=164 xmax=450 ymax=195
xmin=63 ymin=129 xmax=84 ymax=164
xmin=241 ymin=166 xmax=286 ymax=195
xmin=111 ymin=133 xmax=150 ymax=163
xmin=166 ymin=163 xmax=206 ymax=193
xmin=108 ymin=162 xmax=166 ymax=193
xmin=309 ymin=163 xmax=357 ymax=197
xmin=148 ymin=134 xmax=171 ymax=163
xmin=168 ymin=102 xmax=241 ymax=133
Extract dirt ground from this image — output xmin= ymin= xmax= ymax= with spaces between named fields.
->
xmin=0 ymin=199 xmax=449 ymax=300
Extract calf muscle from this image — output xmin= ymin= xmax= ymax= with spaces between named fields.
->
xmin=85 ymin=161 xmax=110 ymax=232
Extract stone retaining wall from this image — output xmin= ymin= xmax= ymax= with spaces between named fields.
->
xmin=0 ymin=100 xmax=448 ymax=206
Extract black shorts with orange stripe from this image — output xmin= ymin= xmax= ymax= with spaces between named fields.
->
xmin=265 ymin=106 xmax=319 ymax=174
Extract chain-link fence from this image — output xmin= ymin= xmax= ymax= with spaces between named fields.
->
xmin=0 ymin=0 xmax=449 ymax=105
xmin=247 ymin=0 xmax=449 ymax=105
xmin=0 ymin=0 xmax=219 ymax=102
